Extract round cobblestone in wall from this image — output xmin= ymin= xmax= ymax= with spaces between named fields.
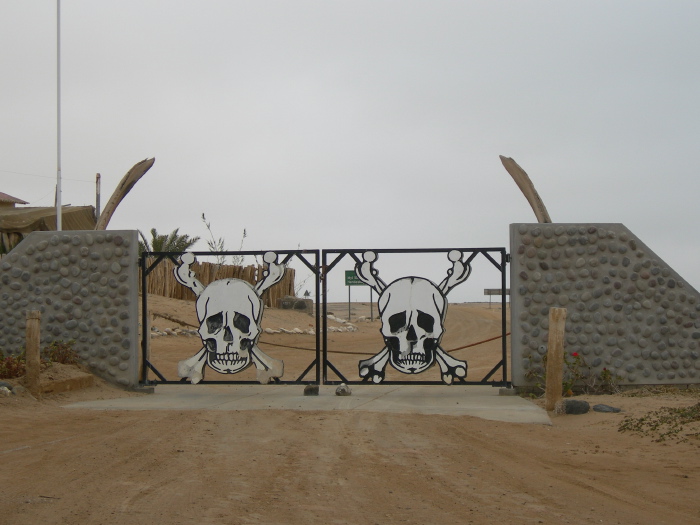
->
xmin=513 ymin=224 xmax=700 ymax=386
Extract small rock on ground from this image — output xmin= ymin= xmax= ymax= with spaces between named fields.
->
xmin=303 ymin=384 xmax=319 ymax=396
xmin=564 ymin=399 xmax=590 ymax=415
xmin=593 ymin=403 xmax=622 ymax=413
xmin=335 ymin=383 xmax=352 ymax=396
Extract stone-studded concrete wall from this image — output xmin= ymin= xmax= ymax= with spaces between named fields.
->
xmin=511 ymin=223 xmax=700 ymax=388
xmin=0 ymin=231 xmax=139 ymax=388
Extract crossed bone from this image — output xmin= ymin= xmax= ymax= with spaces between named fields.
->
xmin=174 ymin=251 xmax=286 ymax=384
xmin=354 ymin=250 xmax=472 ymax=385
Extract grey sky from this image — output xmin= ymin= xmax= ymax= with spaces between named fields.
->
xmin=2 ymin=1 xmax=699 ymax=302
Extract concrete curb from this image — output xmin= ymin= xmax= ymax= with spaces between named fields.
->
xmin=64 ymin=384 xmax=552 ymax=425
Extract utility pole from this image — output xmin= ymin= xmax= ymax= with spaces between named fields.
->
xmin=56 ymin=0 xmax=62 ymax=231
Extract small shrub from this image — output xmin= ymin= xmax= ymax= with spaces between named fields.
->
xmin=619 ymin=403 xmax=700 ymax=443
xmin=0 ymin=340 xmax=79 ymax=379
xmin=523 ymin=350 xmax=622 ymax=396
xmin=0 ymin=352 xmax=26 ymax=379
xmin=42 ymin=340 xmax=78 ymax=365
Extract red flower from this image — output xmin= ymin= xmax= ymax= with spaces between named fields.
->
xmin=572 ymin=352 xmax=579 ymax=357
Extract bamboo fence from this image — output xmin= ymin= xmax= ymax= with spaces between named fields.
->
xmin=1 ymin=232 xmax=23 ymax=254
xmin=140 ymin=258 xmax=296 ymax=307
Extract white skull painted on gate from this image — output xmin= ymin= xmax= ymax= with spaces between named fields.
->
xmin=195 ymin=279 xmax=262 ymax=374
xmin=378 ymin=277 xmax=446 ymax=374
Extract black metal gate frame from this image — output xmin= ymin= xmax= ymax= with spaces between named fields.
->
xmin=140 ymin=249 xmax=321 ymax=386
xmin=320 ymin=248 xmax=510 ymax=386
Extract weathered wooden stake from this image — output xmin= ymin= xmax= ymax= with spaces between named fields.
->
xmin=25 ymin=310 xmax=42 ymax=397
xmin=545 ymin=307 xmax=567 ymax=411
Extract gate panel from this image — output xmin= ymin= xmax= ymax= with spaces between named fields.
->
xmin=321 ymin=248 xmax=509 ymax=386
xmin=140 ymin=249 xmax=320 ymax=386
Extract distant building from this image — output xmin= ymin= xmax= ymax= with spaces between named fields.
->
xmin=0 ymin=192 xmax=96 ymax=253
xmin=0 ymin=192 xmax=29 ymax=209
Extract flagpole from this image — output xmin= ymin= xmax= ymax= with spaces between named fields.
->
xmin=56 ymin=0 xmax=62 ymax=231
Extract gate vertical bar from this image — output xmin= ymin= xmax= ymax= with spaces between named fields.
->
xmin=140 ymin=254 xmax=148 ymax=384
xmin=321 ymin=251 xmax=328 ymax=383
xmin=315 ymin=251 xmax=321 ymax=384
xmin=501 ymin=249 xmax=508 ymax=384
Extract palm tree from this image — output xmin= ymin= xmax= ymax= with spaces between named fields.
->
xmin=138 ymin=228 xmax=200 ymax=254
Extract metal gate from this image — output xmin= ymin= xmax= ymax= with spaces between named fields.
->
xmin=139 ymin=247 xmax=508 ymax=387
xmin=140 ymin=249 xmax=321 ymax=386
xmin=321 ymin=248 xmax=509 ymax=386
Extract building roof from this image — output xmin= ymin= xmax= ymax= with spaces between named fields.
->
xmin=0 ymin=206 xmax=96 ymax=233
xmin=0 ymin=192 xmax=29 ymax=205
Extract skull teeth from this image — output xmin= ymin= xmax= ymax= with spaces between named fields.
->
xmin=397 ymin=354 xmax=427 ymax=364
xmin=212 ymin=355 xmax=245 ymax=365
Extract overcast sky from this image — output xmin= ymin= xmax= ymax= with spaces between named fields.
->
xmin=2 ymin=1 xmax=699 ymax=302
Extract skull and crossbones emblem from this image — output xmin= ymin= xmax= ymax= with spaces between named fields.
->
xmin=174 ymin=251 xmax=285 ymax=384
xmin=354 ymin=250 xmax=472 ymax=384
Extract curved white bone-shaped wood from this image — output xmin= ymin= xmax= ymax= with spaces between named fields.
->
xmin=434 ymin=347 xmax=468 ymax=385
xmin=178 ymin=346 xmax=207 ymax=384
xmin=354 ymin=251 xmax=386 ymax=294
xmin=174 ymin=252 xmax=206 ymax=297
xmin=438 ymin=250 xmax=472 ymax=295
xmin=250 ymin=344 xmax=284 ymax=384
xmin=255 ymin=251 xmax=286 ymax=294
xmin=358 ymin=347 xmax=390 ymax=383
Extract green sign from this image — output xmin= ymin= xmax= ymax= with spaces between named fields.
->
xmin=345 ymin=270 xmax=366 ymax=286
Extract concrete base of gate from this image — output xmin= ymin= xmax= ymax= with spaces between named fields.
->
xmin=64 ymin=385 xmax=551 ymax=425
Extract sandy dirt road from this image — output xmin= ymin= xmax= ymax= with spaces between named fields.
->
xmin=1 ymin=297 xmax=699 ymax=524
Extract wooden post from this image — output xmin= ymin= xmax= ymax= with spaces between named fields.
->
xmin=25 ymin=310 xmax=42 ymax=397
xmin=545 ymin=307 xmax=567 ymax=411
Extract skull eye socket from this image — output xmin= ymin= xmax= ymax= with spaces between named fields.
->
xmin=233 ymin=312 xmax=251 ymax=334
xmin=388 ymin=311 xmax=407 ymax=333
xmin=205 ymin=312 xmax=251 ymax=335
xmin=206 ymin=312 xmax=224 ymax=334
xmin=416 ymin=310 xmax=434 ymax=333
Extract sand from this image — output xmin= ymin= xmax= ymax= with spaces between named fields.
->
xmin=1 ymin=295 xmax=698 ymax=524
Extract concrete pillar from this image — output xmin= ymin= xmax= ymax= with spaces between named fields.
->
xmin=545 ymin=307 xmax=567 ymax=412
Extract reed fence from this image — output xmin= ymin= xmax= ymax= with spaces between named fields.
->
xmin=0 ymin=232 xmax=22 ymax=254
xmin=140 ymin=258 xmax=295 ymax=307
